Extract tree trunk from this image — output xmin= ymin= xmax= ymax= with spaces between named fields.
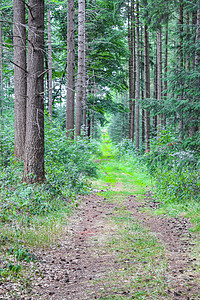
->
xmin=157 ymin=27 xmax=162 ymax=131
xmin=153 ymin=45 xmax=158 ymax=135
xmin=47 ymin=7 xmax=53 ymax=121
xmin=144 ymin=24 xmax=150 ymax=151
xmin=141 ymin=27 xmax=145 ymax=145
xmin=178 ymin=1 xmax=184 ymax=138
xmin=23 ymin=0 xmax=45 ymax=183
xmin=13 ymin=0 xmax=26 ymax=159
xmin=128 ymin=0 xmax=135 ymax=141
xmin=82 ymin=21 xmax=87 ymax=134
xmin=66 ymin=0 xmax=75 ymax=138
xmin=192 ymin=12 xmax=197 ymax=69
xmin=135 ymin=0 xmax=140 ymax=151
xmin=195 ymin=3 xmax=200 ymax=67
xmin=163 ymin=20 xmax=168 ymax=127
xmin=87 ymin=117 xmax=91 ymax=138
xmin=75 ymin=0 xmax=86 ymax=136
xmin=186 ymin=12 xmax=190 ymax=70
xmin=0 ymin=0 xmax=3 ymax=167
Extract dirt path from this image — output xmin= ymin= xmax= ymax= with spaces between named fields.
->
xmin=2 ymin=181 xmax=199 ymax=299
xmin=23 ymin=189 xmax=199 ymax=299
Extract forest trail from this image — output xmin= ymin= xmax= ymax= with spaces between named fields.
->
xmin=25 ymin=157 xmax=200 ymax=299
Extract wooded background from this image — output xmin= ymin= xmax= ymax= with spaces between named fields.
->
xmin=0 ymin=0 xmax=199 ymax=182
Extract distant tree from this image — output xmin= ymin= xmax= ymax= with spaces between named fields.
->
xmin=178 ymin=0 xmax=184 ymax=138
xmin=135 ymin=0 xmax=140 ymax=150
xmin=128 ymin=0 xmax=136 ymax=142
xmin=47 ymin=6 xmax=53 ymax=121
xmin=66 ymin=0 xmax=75 ymax=138
xmin=157 ymin=26 xmax=162 ymax=131
xmin=0 ymin=0 xmax=3 ymax=167
xmin=144 ymin=23 xmax=150 ymax=151
xmin=75 ymin=0 xmax=86 ymax=136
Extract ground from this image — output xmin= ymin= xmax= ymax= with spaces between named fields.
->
xmin=1 ymin=159 xmax=200 ymax=299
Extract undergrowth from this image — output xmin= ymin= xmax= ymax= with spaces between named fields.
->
xmin=0 ymin=117 xmax=100 ymax=282
xmin=115 ymin=130 xmax=200 ymax=231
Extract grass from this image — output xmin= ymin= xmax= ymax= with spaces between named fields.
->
xmin=91 ymin=187 xmax=172 ymax=299
xmin=91 ymin=133 xmax=200 ymax=298
xmin=90 ymin=135 xmax=173 ymax=299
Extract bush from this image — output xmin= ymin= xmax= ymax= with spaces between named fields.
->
xmin=0 ymin=118 xmax=100 ymax=225
xmin=141 ymin=130 xmax=200 ymax=203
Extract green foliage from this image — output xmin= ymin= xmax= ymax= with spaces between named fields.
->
xmin=0 ymin=118 xmax=99 ymax=221
xmin=8 ymin=247 xmax=36 ymax=263
xmin=0 ymin=263 xmax=22 ymax=278
xmin=108 ymin=112 xmax=129 ymax=143
xmin=0 ymin=114 xmax=100 ymax=267
xmin=139 ymin=130 xmax=200 ymax=203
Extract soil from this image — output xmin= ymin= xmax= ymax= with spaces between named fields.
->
xmin=1 ymin=190 xmax=200 ymax=299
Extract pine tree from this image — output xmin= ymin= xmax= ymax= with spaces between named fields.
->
xmin=47 ymin=6 xmax=53 ymax=122
xmin=13 ymin=0 xmax=26 ymax=159
xmin=135 ymin=0 xmax=140 ymax=150
xmin=75 ymin=0 xmax=86 ymax=136
xmin=66 ymin=0 xmax=75 ymax=138
xmin=23 ymin=0 xmax=45 ymax=183
xmin=144 ymin=24 xmax=150 ymax=151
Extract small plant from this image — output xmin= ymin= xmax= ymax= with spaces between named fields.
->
xmin=0 ymin=263 xmax=22 ymax=278
xmin=8 ymin=247 xmax=36 ymax=263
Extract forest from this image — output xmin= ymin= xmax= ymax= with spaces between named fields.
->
xmin=0 ymin=0 xmax=200 ymax=298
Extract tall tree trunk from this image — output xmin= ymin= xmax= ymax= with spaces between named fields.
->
xmin=23 ymin=0 xmax=45 ymax=183
xmin=195 ymin=2 xmax=200 ymax=67
xmin=47 ymin=6 xmax=53 ymax=121
xmin=153 ymin=45 xmax=158 ymax=135
xmin=0 ymin=0 xmax=3 ymax=167
xmin=135 ymin=0 xmax=140 ymax=150
xmin=164 ymin=20 xmax=168 ymax=127
xmin=82 ymin=18 xmax=87 ymax=134
xmin=192 ymin=12 xmax=197 ymax=69
xmin=157 ymin=27 xmax=162 ymax=131
xmin=128 ymin=0 xmax=135 ymax=141
xmin=193 ymin=2 xmax=200 ymax=134
xmin=123 ymin=92 xmax=128 ymax=138
xmin=144 ymin=24 xmax=150 ymax=151
xmin=186 ymin=12 xmax=190 ymax=70
xmin=66 ymin=0 xmax=75 ymax=138
xmin=75 ymin=0 xmax=86 ymax=136
xmin=178 ymin=1 xmax=184 ymax=138
xmin=141 ymin=27 xmax=145 ymax=145
xmin=13 ymin=0 xmax=26 ymax=159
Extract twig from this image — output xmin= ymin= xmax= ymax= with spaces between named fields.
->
xmin=7 ymin=59 xmax=28 ymax=73
xmin=37 ymin=68 xmax=54 ymax=79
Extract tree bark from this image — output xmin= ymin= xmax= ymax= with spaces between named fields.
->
xmin=75 ymin=0 xmax=86 ymax=136
xmin=140 ymin=27 xmax=145 ymax=145
xmin=157 ymin=27 xmax=162 ymax=131
xmin=66 ymin=0 xmax=75 ymax=138
xmin=0 ymin=0 xmax=3 ymax=167
xmin=128 ymin=0 xmax=135 ymax=141
xmin=163 ymin=20 xmax=168 ymax=127
xmin=23 ymin=0 xmax=45 ymax=183
xmin=144 ymin=24 xmax=150 ymax=151
xmin=195 ymin=3 xmax=200 ymax=67
xmin=13 ymin=0 xmax=26 ymax=159
xmin=178 ymin=1 xmax=184 ymax=138
xmin=82 ymin=17 xmax=87 ymax=134
xmin=153 ymin=45 xmax=158 ymax=135
xmin=47 ymin=7 xmax=53 ymax=121
xmin=186 ymin=12 xmax=190 ymax=70
xmin=135 ymin=0 xmax=140 ymax=150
